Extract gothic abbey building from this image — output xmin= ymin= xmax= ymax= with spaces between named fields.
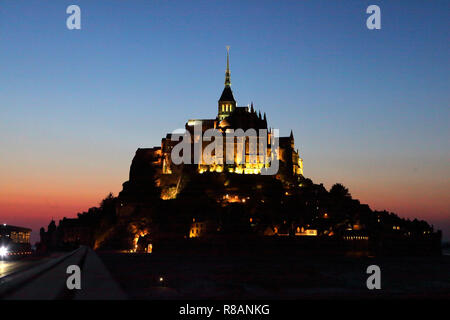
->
xmin=119 ymin=49 xmax=304 ymax=203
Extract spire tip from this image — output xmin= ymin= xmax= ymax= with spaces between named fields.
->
xmin=225 ymin=46 xmax=231 ymax=87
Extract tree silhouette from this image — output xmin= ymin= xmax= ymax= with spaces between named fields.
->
xmin=330 ymin=183 xmax=351 ymax=198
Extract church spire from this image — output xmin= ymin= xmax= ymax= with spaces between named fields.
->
xmin=218 ymin=46 xmax=236 ymax=120
xmin=225 ymin=46 xmax=231 ymax=87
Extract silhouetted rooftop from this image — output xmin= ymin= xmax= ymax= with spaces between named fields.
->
xmin=0 ymin=224 xmax=32 ymax=232
xmin=219 ymin=86 xmax=235 ymax=102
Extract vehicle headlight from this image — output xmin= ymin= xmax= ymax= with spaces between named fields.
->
xmin=0 ymin=246 xmax=8 ymax=257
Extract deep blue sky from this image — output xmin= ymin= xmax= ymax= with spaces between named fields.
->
xmin=0 ymin=1 xmax=449 ymax=241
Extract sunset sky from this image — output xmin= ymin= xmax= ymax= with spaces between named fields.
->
xmin=1 ymin=0 xmax=449 ymax=243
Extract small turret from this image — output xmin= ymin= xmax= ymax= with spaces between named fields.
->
xmin=290 ymin=130 xmax=294 ymax=148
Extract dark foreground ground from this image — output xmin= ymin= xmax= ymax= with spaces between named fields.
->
xmin=98 ymin=251 xmax=450 ymax=299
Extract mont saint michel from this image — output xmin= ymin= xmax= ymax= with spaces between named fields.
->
xmin=39 ymin=49 xmax=441 ymax=260
xmin=2 ymin=1 xmax=449 ymax=305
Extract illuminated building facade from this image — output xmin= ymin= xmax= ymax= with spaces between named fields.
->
xmin=159 ymin=48 xmax=304 ymax=177
xmin=0 ymin=224 xmax=31 ymax=244
xmin=0 ymin=224 xmax=32 ymax=256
